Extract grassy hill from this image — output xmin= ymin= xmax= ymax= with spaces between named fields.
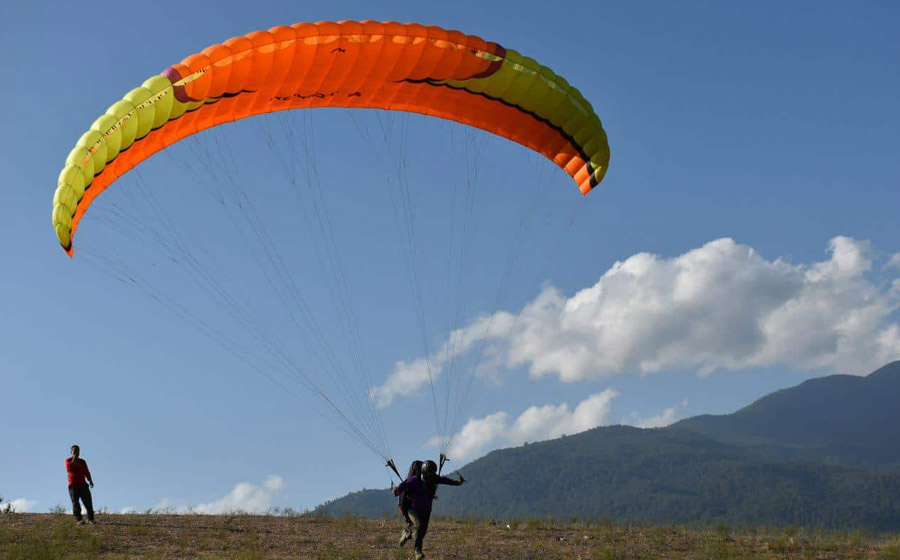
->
xmin=2 ymin=512 xmax=899 ymax=559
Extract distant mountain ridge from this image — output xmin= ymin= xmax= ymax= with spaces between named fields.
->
xmin=317 ymin=361 xmax=900 ymax=530
xmin=672 ymin=360 xmax=900 ymax=470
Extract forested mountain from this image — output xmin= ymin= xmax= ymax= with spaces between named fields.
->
xmin=673 ymin=361 xmax=900 ymax=471
xmin=317 ymin=362 xmax=900 ymax=530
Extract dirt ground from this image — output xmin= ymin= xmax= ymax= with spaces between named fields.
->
xmin=1 ymin=513 xmax=898 ymax=559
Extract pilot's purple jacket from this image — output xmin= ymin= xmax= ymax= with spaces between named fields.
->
xmin=397 ymin=474 xmax=460 ymax=514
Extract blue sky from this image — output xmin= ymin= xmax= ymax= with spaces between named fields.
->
xmin=2 ymin=0 xmax=900 ymax=514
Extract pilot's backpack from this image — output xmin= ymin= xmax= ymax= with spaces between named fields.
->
xmin=398 ymin=460 xmax=423 ymax=521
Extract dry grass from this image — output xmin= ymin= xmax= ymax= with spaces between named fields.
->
xmin=0 ymin=512 xmax=898 ymax=559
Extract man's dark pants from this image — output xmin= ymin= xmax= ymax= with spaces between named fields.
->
xmin=68 ymin=484 xmax=94 ymax=522
xmin=408 ymin=507 xmax=431 ymax=553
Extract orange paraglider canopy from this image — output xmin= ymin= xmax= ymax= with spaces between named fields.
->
xmin=53 ymin=21 xmax=610 ymax=254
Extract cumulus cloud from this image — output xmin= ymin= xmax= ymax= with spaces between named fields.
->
xmin=372 ymin=358 xmax=435 ymax=407
xmin=887 ymin=253 xmax=900 ymax=271
xmin=152 ymin=475 xmax=287 ymax=514
xmin=630 ymin=400 xmax=689 ymax=429
xmin=375 ymin=236 xmax=900 ymax=402
xmin=440 ymin=411 xmax=511 ymax=462
xmin=152 ymin=497 xmax=175 ymax=512
xmin=373 ymin=313 xmax=518 ymax=407
xmin=263 ymin=475 xmax=286 ymax=492
xmin=1 ymin=498 xmax=37 ymax=512
xmin=439 ymin=390 xmax=619 ymax=462
xmin=194 ymin=475 xmax=286 ymax=514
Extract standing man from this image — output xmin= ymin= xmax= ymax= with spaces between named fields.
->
xmin=392 ymin=459 xmax=465 ymax=560
xmin=65 ymin=445 xmax=95 ymax=525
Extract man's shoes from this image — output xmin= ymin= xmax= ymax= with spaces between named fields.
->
xmin=399 ymin=528 xmax=411 ymax=547
xmin=76 ymin=520 xmax=86 ymax=525
xmin=415 ymin=550 xmax=425 ymax=560
xmin=88 ymin=520 xmax=96 ymax=525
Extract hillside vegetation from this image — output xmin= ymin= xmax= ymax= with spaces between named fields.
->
xmin=319 ymin=362 xmax=900 ymax=531
xmin=674 ymin=361 xmax=900 ymax=471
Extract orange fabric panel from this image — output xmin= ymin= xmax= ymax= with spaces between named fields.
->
xmin=65 ymin=21 xmax=608 ymax=253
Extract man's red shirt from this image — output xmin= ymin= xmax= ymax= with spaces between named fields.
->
xmin=65 ymin=457 xmax=92 ymax=487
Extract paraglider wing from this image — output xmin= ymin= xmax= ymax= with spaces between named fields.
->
xmin=52 ymin=21 xmax=610 ymax=254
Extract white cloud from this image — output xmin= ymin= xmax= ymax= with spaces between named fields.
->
xmin=630 ymin=399 xmax=689 ymax=429
xmin=437 ymin=411 xmax=510 ymax=462
xmin=2 ymin=498 xmax=37 ymax=512
xmin=194 ymin=475 xmax=287 ymax=514
xmin=152 ymin=475 xmax=288 ymax=515
xmin=510 ymin=390 xmax=620 ymax=441
xmin=372 ymin=358 xmax=435 ymax=407
xmin=372 ymin=312 xmax=518 ymax=407
xmin=262 ymin=474 xmax=286 ymax=492
xmin=886 ymin=253 xmax=900 ymax=271
xmin=377 ymin=237 xmax=900 ymax=401
xmin=151 ymin=497 xmax=176 ymax=512
xmin=441 ymin=390 xmax=619 ymax=462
